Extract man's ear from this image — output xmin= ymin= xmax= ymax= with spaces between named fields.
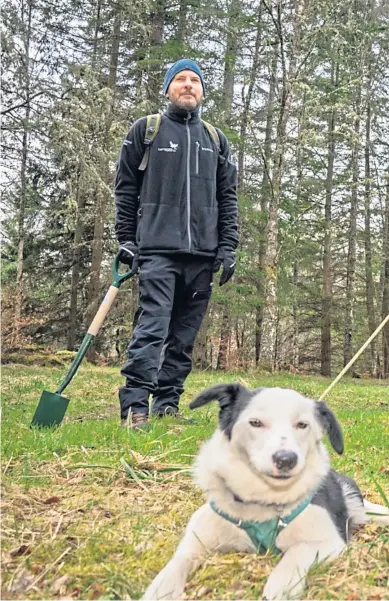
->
xmin=190 ymin=383 xmax=252 ymax=439
xmin=315 ymin=401 xmax=344 ymax=454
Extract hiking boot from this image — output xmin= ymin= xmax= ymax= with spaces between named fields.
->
xmin=121 ymin=412 xmax=149 ymax=430
xmin=154 ymin=407 xmax=193 ymax=423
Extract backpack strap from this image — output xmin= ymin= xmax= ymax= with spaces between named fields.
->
xmin=138 ymin=113 xmax=162 ymax=171
xmin=201 ymin=119 xmax=225 ymax=163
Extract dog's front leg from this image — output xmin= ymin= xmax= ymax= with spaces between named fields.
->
xmin=142 ymin=553 xmax=198 ymax=601
xmin=143 ymin=504 xmax=234 ymax=600
xmin=262 ymin=540 xmax=344 ymax=600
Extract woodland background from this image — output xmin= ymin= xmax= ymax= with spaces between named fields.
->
xmin=2 ymin=0 xmax=389 ymax=377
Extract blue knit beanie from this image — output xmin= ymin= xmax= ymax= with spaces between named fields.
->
xmin=163 ymin=59 xmax=205 ymax=96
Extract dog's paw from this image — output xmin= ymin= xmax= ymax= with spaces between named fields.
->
xmin=263 ymin=575 xmax=306 ymax=600
xmin=142 ymin=561 xmax=186 ymax=600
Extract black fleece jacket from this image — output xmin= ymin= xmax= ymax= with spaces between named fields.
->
xmin=115 ymin=103 xmax=239 ymax=257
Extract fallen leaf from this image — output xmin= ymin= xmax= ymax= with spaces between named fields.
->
xmin=87 ymin=583 xmax=105 ymax=600
xmin=52 ymin=574 xmax=70 ymax=594
xmin=44 ymin=496 xmax=60 ymax=505
xmin=10 ymin=544 xmax=30 ymax=557
xmin=378 ymin=465 xmax=389 ymax=474
xmin=8 ymin=568 xmax=35 ymax=594
xmin=31 ymin=563 xmax=43 ymax=574
xmin=196 ymin=586 xmax=212 ymax=597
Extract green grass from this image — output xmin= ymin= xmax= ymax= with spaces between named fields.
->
xmin=1 ymin=364 xmax=389 ymax=600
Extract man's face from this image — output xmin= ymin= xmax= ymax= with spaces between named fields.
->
xmin=166 ymin=70 xmax=204 ymax=111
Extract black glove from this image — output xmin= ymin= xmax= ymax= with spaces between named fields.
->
xmin=213 ymin=249 xmax=236 ymax=286
xmin=118 ymin=241 xmax=139 ymax=274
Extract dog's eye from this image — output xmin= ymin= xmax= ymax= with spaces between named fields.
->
xmin=296 ymin=421 xmax=308 ymax=429
xmin=249 ymin=419 xmax=264 ymax=428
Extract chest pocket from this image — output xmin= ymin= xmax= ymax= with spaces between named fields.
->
xmin=194 ymin=140 xmax=218 ymax=180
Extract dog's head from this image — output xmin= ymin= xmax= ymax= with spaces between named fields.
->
xmin=190 ymin=383 xmax=343 ymax=485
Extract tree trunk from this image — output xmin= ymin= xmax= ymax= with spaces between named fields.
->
xmin=321 ymin=62 xmax=338 ymax=377
xmin=86 ymin=9 xmax=121 ymax=360
xmin=91 ymin=0 xmax=102 ymax=70
xmin=147 ymin=0 xmax=165 ymax=113
xmin=364 ymin=64 xmax=377 ymax=375
xmin=67 ymin=170 xmax=86 ymax=350
xmin=292 ymin=262 xmax=299 ymax=368
xmin=217 ymin=0 xmax=240 ymax=370
xmin=222 ymin=0 xmax=240 ymax=123
xmin=217 ymin=312 xmax=230 ymax=370
xmin=255 ymin=49 xmax=277 ymax=365
xmin=14 ymin=0 xmax=32 ymax=346
xmin=290 ymin=90 xmax=307 ymax=369
xmin=382 ymin=176 xmax=389 ymax=377
xmin=175 ymin=0 xmax=187 ymax=56
xmin=343 ymin=84 xmax=361 ymax=367
xmin=108 ymin=10 xmax=122 ymax=90
xmin=260 ymin=0 xmax=304 ymax=369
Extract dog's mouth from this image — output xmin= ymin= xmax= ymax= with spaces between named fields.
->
xmin=267 ymin=474 xmax=293 ymax=480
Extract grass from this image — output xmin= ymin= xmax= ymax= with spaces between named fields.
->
xmin=1 ymin=364 xmax=389 ymax=600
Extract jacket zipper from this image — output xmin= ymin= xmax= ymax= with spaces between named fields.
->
xmin=196 ymin=141 xmax=200 ymax=175
xmin=186 ymin=113 xmax=192 ymax=251
xmin=136 ymin=206 xmax=142 ymax=244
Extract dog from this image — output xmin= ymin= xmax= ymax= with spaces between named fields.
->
xmin=143 ymin=383 xmax=389 ymax=600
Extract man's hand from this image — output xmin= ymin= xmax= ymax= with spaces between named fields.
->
xmin=118 ymin=241 xmax=139 ymax=274
xmin=213 ymin=249 xmax=236 ymax=286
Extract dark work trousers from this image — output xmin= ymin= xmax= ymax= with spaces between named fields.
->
xmin=119 ymin=254 xmax=214 ymax=418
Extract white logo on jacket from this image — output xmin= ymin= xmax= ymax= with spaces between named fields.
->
xmin=158 ymin=141 xmax=178 ymax=152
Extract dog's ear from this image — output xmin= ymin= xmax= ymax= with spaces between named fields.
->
xmin=190 ymin=383 xmax=252 ymax=438
xmin=189 ymin=383 xmax=248 ymax=410
xmin=315 ymin=401 xmax=344 ymax=455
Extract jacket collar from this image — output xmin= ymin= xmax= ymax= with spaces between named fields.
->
xmin=166 ymin=102 xmax=201 ymax=124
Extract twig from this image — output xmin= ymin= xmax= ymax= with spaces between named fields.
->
xmin=51 ymin=515 xmax=63 ymax=542
xmin=26 ymin=546 xmax=71 ymax=590
xmin=3 ymin=455 xmax=14 ymax=475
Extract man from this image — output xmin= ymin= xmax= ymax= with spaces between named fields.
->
xmin=115 ymin=58 xmax=239 ymax=429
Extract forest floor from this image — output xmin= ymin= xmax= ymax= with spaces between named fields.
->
xmin=2 ymin=365 xmax=389 ymax=600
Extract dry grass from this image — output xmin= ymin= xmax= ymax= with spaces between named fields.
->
xmin=2 ymin=457 xmax=389 ymax=601
xmin=2 ymin=365 xmax=389 ymax=599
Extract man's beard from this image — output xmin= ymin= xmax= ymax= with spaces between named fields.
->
xmin=173 ymin=94 xmax=199 ymax=111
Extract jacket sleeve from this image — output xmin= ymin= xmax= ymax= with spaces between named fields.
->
xmin=216 ymin=129 xmax=239 ymax=251
xmin=114 ymin=117 xmax=147 ymax=244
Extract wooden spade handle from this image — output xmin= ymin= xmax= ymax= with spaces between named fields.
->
xmin=87 ymin=286 xmax=120 ymax=336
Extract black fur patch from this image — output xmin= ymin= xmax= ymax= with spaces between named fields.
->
xmin=312 ymin=469 xmax=363 ymax=541
xmin=315 ymin=402 xmax=344 ymax=454
xmin=189 ymin=383 xmax=254 ymax=439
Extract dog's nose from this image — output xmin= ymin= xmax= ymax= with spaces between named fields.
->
xmin=272 ymin=450 xmax=298 ymax=471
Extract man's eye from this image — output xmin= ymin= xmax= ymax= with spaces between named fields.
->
xmin=249 ymin=419 xmax=264 ymax=428
xmin=296 ymin=422 xmax=308 ymax=429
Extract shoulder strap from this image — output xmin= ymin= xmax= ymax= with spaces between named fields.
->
xmin=138 ymin=114 xmax=162 ymax=171
xmin=201 ymin=120 xmax=226 ymax=164
xmin=201 ymin=119 xmax=221 ymax=153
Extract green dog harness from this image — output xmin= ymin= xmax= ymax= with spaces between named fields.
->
xmin=210 ymin=495 xmax=313 ymax=554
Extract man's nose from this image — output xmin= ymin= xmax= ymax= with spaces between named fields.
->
xmin=272 ymin=450 xmax=298 ymax=471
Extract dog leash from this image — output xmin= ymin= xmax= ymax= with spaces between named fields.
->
xmin=319 ymin=314 xmax=389 ymax=401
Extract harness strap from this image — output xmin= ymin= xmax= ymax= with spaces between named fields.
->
xmin=210 ymin=494 xmax=313 ymax=554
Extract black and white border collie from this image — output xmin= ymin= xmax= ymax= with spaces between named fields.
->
xmin=143 ymin=384 xmax=389 ymax=600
